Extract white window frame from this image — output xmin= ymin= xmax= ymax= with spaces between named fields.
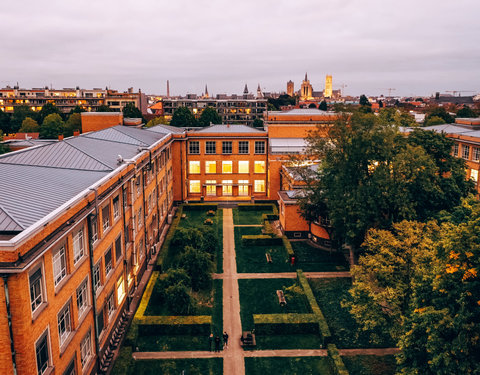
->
xmin=102 ymin=205 xmax=110 ymax=232
xmin=205 ymin=161 xmax=216 ymax=174
xmin=73 ymin=227 xmax=85 ymax=265
xmin=254 ymin=160 xmax=266 ymax=173
xmin=206 ymin=180 xmax=216 ymax=196
xmin=104 ymin=247 xmax=113 ymax=277
xmin=254 ymin=179 xmax=266 ymax=193
xmin=189 ymin=161 xmax=200 ymax=174
xmin=222 ymin=161 xmax=233 ymax=174
xmin=238 ymin=161 xmax=249 ymax=174
xmin=255 ymin=141 xmax=266 ymax=154
xmin=57 ymin=301 xmax=72 ymax=347
xmin=29 ymin=264 xmax=46 ymax=314
xmin=53 ymin=245 xmax=67 ymax=287
xmin=238 ymin=180 xmax=249 ymax=196
xmin=222 ymin=180 xmax=233 ymax=196
xmin=239 ymin=141 xmax=249 ymax=154
xmin=189 ymin=180 xmax=201 ymax=193
xmin=35 ymin=329 xmax=51 ymax=375
xmin=80 ymin=329 xmax=92 ymax=369
xmin=93 ymin=260 xmax=102 ymax=293
xmin=113 ymin=195 xmax=120 ymax=219
xmin=76 ymin=277 xmax=89 ymax=319
xmin=107 ymin=292 xmax=115 ymax=319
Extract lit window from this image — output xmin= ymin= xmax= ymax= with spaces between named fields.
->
xmin=190 ymin=180 xmax=201 ymax=193
xmin=255 ymin=141 xmax=266 ymax=154
xmin=239 ymin=141 xmax=249 ymax=154
xmin=206 ymin=180 xmax=216 ymax=196
xmin=239 ymin=161 xmax=249 ymax=173
xmin=222 ymin=180 xmax=233 ymax=196
xmin=36 ymin=330 xmax=50 ymax=375
xmin=238 ymin=180 xmax=249 ymax=196
xmin=222 ymin=161 xmax=233 ymax=173
xmin=53 ymin=246 xmax=67 ymax=286
xmin=73 ymin=228 xmax=85 ymax=264
xmin=117 ymin=275 xmax=126 ymax=304
xmin=206 ymin=141 xmax=216 ymax=154
xmin=222 ymin=141 xmax=232 ymax=154
xmin=462 ymin=145 xmax=470 ymax=160
xmin=102 ymin=205 xmax=110 ymax=232
xmin=189 ymin=141 xmax=200 ymax=154
xmin=205 ymin=161 xmax=216 ymax=173
xmin=57 ymin=302 xmax=72 ymax=347
xmin=470 ymin=169 xmax=478 ymax=182
xmin=80 ymin=330 xmax=92 ymax=369
xmin=254 ymin=161 xmax=266 ymax=173
xmin=254 ymin=180 xmax=265 ymax=193
xmin=189 ymin=161 xmax=200 ymax=174
xmin=76 ymin=278 xmax=89 ymax=319
xmin=30 ymin=266 xmax=45 ymax=313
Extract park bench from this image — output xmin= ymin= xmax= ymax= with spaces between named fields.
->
xmin=265 ymin=252 xmax=273 ymax=263
xmin=276 ymin=290 xmax=287 ymax=307
xmin=240 ymin=331 xmax=256 ymax=347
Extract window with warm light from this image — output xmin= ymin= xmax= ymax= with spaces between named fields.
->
xmin=206 ymin=161 xmax=216 ymax=173
xmin=189 ymin=180 xmax=201 ymax=193
xmin=470 ymin=169 xmax=478 ymax=182
xmin=189 ymin=161 xmax=200 ymax=174
xmin=238 ymin=180 xmax=249 ymax=196
xmin=254 ymin=180 xmax=265 ymax=193
xmin=222 ymin=180 xmax=233 ymax=196
xmin=238 ymin=161 xmax=249 ymax=174
xmin=206 ymin=180 xmax=216 ymax=196
xmin=222 ymin=161 xmax=233 ymax=173
xmin=254 ymin=161 xmax=265 ymax=173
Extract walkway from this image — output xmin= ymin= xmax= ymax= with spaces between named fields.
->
xmin=213 ymin=271 xmax=351 ymax=279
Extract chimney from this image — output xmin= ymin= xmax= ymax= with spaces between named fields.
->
xmin=73 ymin=130 xmax=80 ymax=136
xmin=226 ymin=124 xmax=230 ymax=128
xmin=58 ymin=134 xmax=64 ymax=141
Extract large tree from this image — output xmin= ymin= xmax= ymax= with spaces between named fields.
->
xmin=424 ymin=105 xmax=454 ymax=125
xmin=456 ymin=105 xmax=477 ymax=118
xmin=198 ymin=106 xmax=221 ymax=127
xmin=19 ymin=117 xmax=39 ymax=133
xmin=38 ymin=102 xmax=61 ymax=124
xmin=40 ymin=113 xmax=64 ymax=139
xmin=122 ymin=102 xmax=143 ymax=119
xmin=64 ymin=113 xmax=82 ymax=137
xmin=11 ymin=105 xmax=36 ymax=133
xmin=170 ymin=106 xmax=198 ymax=127
xmin=0 ymin=108 xmax=12 ymax=134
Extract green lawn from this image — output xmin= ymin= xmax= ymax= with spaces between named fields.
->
xmin=232 ymin=206 xmax=273 ymax=225
xmin=343 ymin=355 xmax=397 ymax=375
xmin=291 ymin=241 xmax=348 ymax=272
xmin=132 ymin=358 xmax=223 ymax=375
xmin=309 ymin=278 xmax=394 ymax=348
xmin=135 ymin=333 xmax=211 ymax=352
xmin=245 ymin=357 xmax=334 ymax=375
xmin=212 ymin=279 xmax=223 ymax=337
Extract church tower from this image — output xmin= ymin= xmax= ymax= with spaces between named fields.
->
xmin=324 ymin=75 xmax=332 ymax=98
xmin=243 ymin=84 xmax=249 ymax=99
xmin=300 ymin=73 xmax=313 ymax=100
xmin=287 ymin=80 xmax=294 ymax=96
xmin=256 ymin=84 xmax=263 ymax=98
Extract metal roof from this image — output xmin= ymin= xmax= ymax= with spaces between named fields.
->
xmin=0 ymin=207 xmax=23 ymax=232
xmin=269 ymin=138 xmax=307 ymax=153
xmin=194 ymin=124 xmax=265 ymax=133
xmin=268 ymin=108 xmax=337 ymax=116
xmin=146 ymin=124 xmax=185 ymax=134
xmin=84 ymin=126 xmax=150 ymax=146
xmin=421 ymin=124 xmax=472 ymax=134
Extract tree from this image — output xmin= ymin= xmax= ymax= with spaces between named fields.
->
xmin=19 ymin=117 xmax=39 ymax=133
xmin=40 ymin=113 xmax=64 ymax=139
xmin=424 ymin=106 xmax=454 ymax=125
xmin=178 ymin=246 xmax=213 ymax=290
xmin=38 ymin=102 xmax=61 ymax=124
xmin=69 ymin=105 xmax=86 ymax=114
xmin=456 ymin=105 xmax=476 ymax=118
xmin=11 ymin=105 xmax=36 ymax=133
xmin=0 ymin=108 xmax=12 ymax=134
xmin=122 ymin=102 xmax=143 ymax=119
xmin=0 ymin=130 xmax=9 ymax=155
xmin=424 ymin=115 xmax=446 ymax=127
xmin=145 ymin=116 xmax=169 ymax=128
xmin=164 ymin=284 xmax=194 ymax=315
xmin=267 ymin=94 xmax=296 ymax=110
xmin=198 ymin=107 xmax=221 ymax=127
xmin=252 ymin=118 xmax=264 ymax=128
xmin=170 ymin=106 xmax=198 ymax=127
xmin=318 ymin=100 xmax=328 ymax=111
xmin=359 ymin=94 xmax=370 ymax=106
xmin=96 ymin=104 xmax=113 ymax=112
xmin=64 ymin=113 xmax=82 ymax=137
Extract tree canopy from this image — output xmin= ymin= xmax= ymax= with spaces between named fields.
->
xmin=198 ymin=107 xmax=221 ymax=127
xmin=64 ymin=113 xmax=82 ymax=137
xmin=96 ymin=104 xmax=113 ymax=112
xmin=318 ymin=100 xmax=328 ymax=111
xmin=19 ymin=117 xmax=39 ymax=133
xmin=252 ymin=118 xmax=264 ymax=128
xmin=0 ymin=108 xmax=12 ymax=134
xmin=267 ymin=94 xmax=296 ymax=110
xmin=170 ymin=106 xmax=198 ymax=127
xmin=40 ymin=113 xmax=64 ymax=139
xmin=456 ymin=105 xmax=477 ymax=118
xmin=38 ymin=102 xmax=61 ymax=124
xmin=122 ymin=102 xmax=143 ymax=119
xmin=145 ymin=116 xmax=169 ymax=128
xmin=424 ymin=106 xmax=454 ymax=125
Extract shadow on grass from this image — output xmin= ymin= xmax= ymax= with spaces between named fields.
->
xmin=342 ymin=355 xmax=397 ymax=375
xmin=132 ymin=358 xmax=223 ymax=375
xmin=245 ymin=357 xmax=334 ymax=375
xmin=291 ymin=241 xmax=349 ymax=272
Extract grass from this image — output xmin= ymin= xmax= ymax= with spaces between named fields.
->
xmin=309 ymin=278 xmax=394 ymax=348
xmin=233 ymin=206 xmax=273 ymax=225
xmin=135 ymin=333 xmax=211 ymax=352
xmin=343 ymin=355 xmax=397 ymax=375
xmin=245 ymin=357 xmax=334 ymax=375
xmin=254 ymin=334 xmax=324 ymax=350
xmin=131 ymin=358 xmax=223 ymax=375
xmin=291 ymin=241 xmax=348 ymax=272
xmin=212 ymin=279 xmax=223 ymax=337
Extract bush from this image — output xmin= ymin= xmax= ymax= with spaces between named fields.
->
xmin=183 ymin=204 xmax=218 ymax=211
xmin=327 ymin=344 xmax=349 ymax=375
xmin=238 ymin=203 xmax=275 ymax=211
xmin=138 ymin=321 xmax=211 ymax=336
xmin=178 ymin=246 xmax=214 ymax=291
xmin=153 ymin=268 xmax=192 ymax=303
xmin=156 ymin=206 xmax=183 ymax=268
xmin=164 ymin=284 xmax=195 ymax=315
xmin=255 ymin=322 xmax=320 ymax=336
xmin=204 ymin=218 xmax=213 ymax=225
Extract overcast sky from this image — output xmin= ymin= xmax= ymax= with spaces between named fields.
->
xmin=1 ymin=0 xmax=479 ymax=97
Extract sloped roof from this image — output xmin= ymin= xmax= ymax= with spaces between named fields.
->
xmin=193 ymin=124 xmax=266 ymax=133
xmin=421 ymin=124 xmax=472 ymax=134
xmin=146 ymin=124 xmax=185 ymax=134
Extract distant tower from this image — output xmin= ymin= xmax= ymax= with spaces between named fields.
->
xmin=287 ymin=80 xmax=294 ymax=96
xmin=166 ymin=80 xmax=170 ymax=97
xmin=324 ymin=75 xmax=332 ymax=98
xmin=204 ymin=84 xmax=209 ymax=98
xmin=243 ymin=84 xmax=249 ymax=99
xmin=256 ymin=84 xmax=263 ymax=98
xmin=300 ymin=73 xmax=313 ymax=100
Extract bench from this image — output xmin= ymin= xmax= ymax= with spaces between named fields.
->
xmin=265 ymin=252 xmax=273 ymax=263
xmin=276 ymin=290 xmax=287 ymax=307
xmin=240 ymin=331 xmax=256 ymax=347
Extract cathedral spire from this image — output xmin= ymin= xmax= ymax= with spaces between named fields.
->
xmin=205 ymin=84 xmax=209 ymax=98
xmin=243 ymin=84 xmax=249 ymax=94
xmin=304 ymin=72 xmax=308 ymax=82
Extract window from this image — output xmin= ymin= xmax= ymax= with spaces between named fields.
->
xmin=205 ymin=161 xmax=216 ymax=173
xmin=189 ymin=141 xmax=199 ymax=154
xmin=123 ymin=187 xmax=128 ymax=208
xmin=57 ymin=302 xmax=72 ymax=346
xmin=117 ymin=275 xmax=126 ymax=304
xmin=453 ymin=143 xmax=459 ymax=156
xmin=238 ymin=161 xmax=249 ymax=174
xmin=80 ymin=330 xmax=92 ymax=369
xmin=102 ymin=205 xmax=110 ymax=232
xmin=147 ymin=194 xmax=152 ymax=213
xmin=115 ymin=235 xmax=122 ymax=262
xmin=189 ymin=180 xmax=201 ymax=193
xmin=239 ymin=141 xmax=249 ymax=154
xmin=63 ymin=359 xmax=76 ymax=375
xmin=462 ymin=145 xmax=470 ymax=159
xmin=222 ymin=161 xmax=232 ymax=174
xmin=222 ymin=141 xmax=232 ymax=154
xmin=254 ymin=180 xmax=266 ymax=193
xmin=53 ymin=246 xmax=67 ymax=286
xmin=254 ymin=161 xmax=266 ymax=173
xmin=96 ymin=308 xmax=105 ymax=335
xmin=189 ymin=161 xmax=200 ymax=174
xmin=238 ymin=180 xmax=249 ymax=196
xmin=113 ymin=196 xmax=120 ymax=219
xmin=136 ymin=178 xmax=141 ymax=197
xmin=473 ymin=147 xmax=480 ymax=161
xmin=90 ymin=216 xmax=98 ymax=243
xmin=30 ymin=266 xmax=45 ymax=313
xmin=137 ymin=207 xmax=143 ymax=230
xmin=206 ymin=141 xmax=216 ymax=154
xmin=107 ymin=292 xmax=115 ymax=318
xmin=36 ymin=330 xmax=50 ymax=375
xmin=105 ymin=248 xmax=113 ymax=276
xmin=73 ymin=228 xmax=85 ymax=264
xmin=76 ymin=278 xmax=89 ymax=318
xmin=206 ymin=180 xmax=216 ymax=196
xmin=255 ymin=141 xmax=266 ymax=154
xmin=93 ymin=261 xmax=102 ymax=292
xmin=222 ymin=180 xmax=233 ymax=196
xmin=471 ymin=169 xmax=478 ymax=182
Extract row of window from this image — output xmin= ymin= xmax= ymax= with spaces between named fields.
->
xmin=189 ymin=179 xmax=266 ymax=195
xmin=188 ymin=140 xmax=266 ymax=155
xmin=188 ymin=160 xmax=266 ymax=174
xmin=453 ymin=143 xmax=480 ymax=161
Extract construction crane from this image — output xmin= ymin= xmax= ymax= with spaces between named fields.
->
xmin=446 ymin=90 xmax=475 ymax=97
xmin=337 ymin=83 xmax=347 ymax=97
xmin=379 ymin=88 xmax=396 ymax=97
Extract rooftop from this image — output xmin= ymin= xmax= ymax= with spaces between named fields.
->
xmin=192 ymin=124 xmax=266 ymax=134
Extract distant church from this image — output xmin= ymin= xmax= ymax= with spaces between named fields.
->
xmin=288 ymin=73 xmax=340 ymax=100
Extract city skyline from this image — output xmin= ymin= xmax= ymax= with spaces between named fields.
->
xmin=1 ymin=0 xmax=479 ymax=97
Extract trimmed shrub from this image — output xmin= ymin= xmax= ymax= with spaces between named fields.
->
xmin=156 ymin=206 xmax=183 ymax=268
xmin=282 ymin=236 xmax=294 ymax=257
xmin=183 ymin=204 xmax=218 ymax=211
xmin=255 ymin=322 xmax=320 ymax=336
xmin=327 ymin=344 xmax=350 ymax=375
xmin=242 ymin=235 xmax=283 ymax=246
xmin=238 ymin=203 xmax=275 ymax=211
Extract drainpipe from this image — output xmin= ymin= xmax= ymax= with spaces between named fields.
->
xmin=87 ymin=188 xmax=101 ymax=372
xmin=153 ymin=151 xmax=161 ymax=245
xmin=2 ymin=275 xmax=17 ymax=375
xmin=121 ymin=184 xmax=130 ymax=311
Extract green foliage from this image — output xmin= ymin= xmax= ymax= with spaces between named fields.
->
xmin=424 ymin=105 xmax=454 ymax=124
xmin=11 ymin=105 xmax=36 ymax=132
xmin=164 ymin=283 xmax=195 ymax=315
xmin=145 ymin=116 xmax=169 ymax=128
xmin=282 ymin=236 xmax=294 ymax=257
xmin=170 ymin=106 xmax=198 ymax=127
xmin=182 ymin=203 xmax=218 ymax=211
xmin=170 ymin=227 xmax=217 ymax=255
xmin=456 ymin=105 xmax=477 ymax=118
xmin=198 ymin=106 xmax=221 ymax=126
xmin=319 ymin=100 xmax=328 ymax=111
xmin=241 ymin=235 xmax=283 ymax=246
xmin=38 ymin=102 xmax=61 ymax=124
xmin=111 ymin=346 xmax=133 ymax=375
xmin=424 ymin=115 xmax=445 ymax=126
xmin=19 ymin=117 xmax=39 ymax=133
xmin=122 ymin=102 xmax=143 ymax=118
xmin=96 ymin=104 xmax=113 ymax=112
xmin=40 ymin=113 xmax=64 ymax=139
xmin=327 ymin=344 xmax=350 ymax=375
xmin=377 ymin=108 xmax=416 ymax=128
xmin=359 ymin=94 xmax=371 ymax=107
xmin=245 ymin=357 xmax=335 ymax=375
xmin=69 ymin=105 xmax=86 ymax=114
xmin=252 ymin=118 xmax=264 ymax=128
xmin=238 ymin=203 xmax=277 ymax=211
xmin=267 ymin=94 xmax=296 ymax=110
xmin=178 ymin=246 xmax=214 ymax=291
xmin=0 ymin=108 xmax=12 ymax=134
xmin=64 ymin=113 xmax=82 ymax=136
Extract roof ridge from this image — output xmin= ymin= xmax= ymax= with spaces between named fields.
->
xmin=113 ymin=126 xmax=149 ymax=146
xmin=0 ymin=161 xmax=110 ymax=173
xmin=64 ymin=139 xmax=113 ymax=171
xmin=0 ymin=203 xmax=25 ymax=230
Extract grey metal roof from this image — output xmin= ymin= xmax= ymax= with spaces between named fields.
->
xmin=0 ymin=207 xmax=23 ymax=232
xmin=0 ymin=164 xmax=108 ymax=229
xmin=194 ymin=124 xmax=266 ymax=133
xmin=84 ymin=126 xmax=149 ymax=146
xmin=421 ymin=124 xmax=472 ymax=134
xmin=269 ymin=138 xmax=306 ymax=153
xmin=268 ymin=108 xmax=337 ymax=116
xmin=113 ymin=126 xmax=167 ymax=146
xmin=146 ymin=124 xmax=185 ymax=134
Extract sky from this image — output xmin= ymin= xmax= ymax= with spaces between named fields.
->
xmin=1 ymin=0 xmax=479 ymax=97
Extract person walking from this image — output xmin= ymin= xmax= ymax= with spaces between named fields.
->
xmin=214 ymin=335 xmax=221 ymax=352
xmin=209 ymin=333 xmax=214 ymax=352
xmin=223 ymin=331 xmax=229 ymax=348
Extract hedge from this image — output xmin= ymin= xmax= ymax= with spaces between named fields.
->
xmin=137 ymin=319 xmax=212 ymax=336
xmin=263 ymin=220 xmax=275 ymax=236
xmin=136 ymin=315 xmax=212 ymax=326
xmin=262 ymin=213 xmax=279 ymax=221
xmin=253 ymin=313 xmax=320 ymax=334
xmin=282 ymin=236 xmax=294 ymax=257
xmin=183 ymin=203 xmax=218 ymax=211
xmin=111 ymin=346 xmax=133 ymax=375
xmin=237 ymin=203 xmax=275 ymax=211
xmin=253 ymin=313 xmax=319 ymax=325
xmin=241 ymin=235 xmax=283 ymax=246
xmin=327 ymin=344 xmax=350 ymax=375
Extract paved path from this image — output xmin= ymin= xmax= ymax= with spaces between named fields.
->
xmin=213 ymin=271 xmax=351 ymax=279
xmin=222 ymin=209 xmax=245 ymax=375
